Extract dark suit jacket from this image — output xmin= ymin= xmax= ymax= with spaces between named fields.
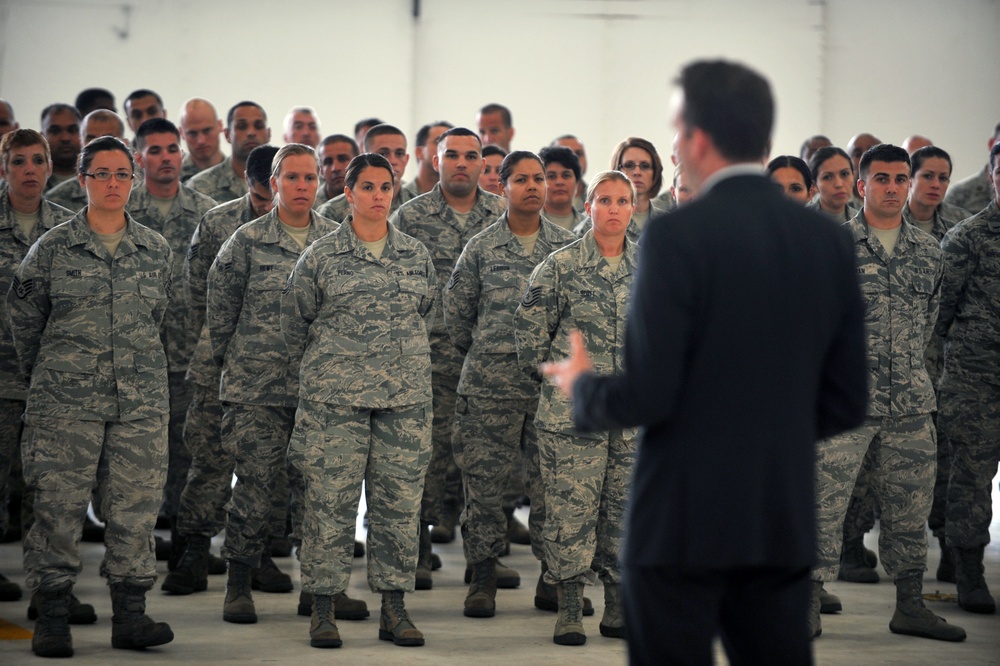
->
xmin=574 ymin=173 xmax=867 ymax=571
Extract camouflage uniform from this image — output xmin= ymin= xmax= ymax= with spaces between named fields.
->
xmin=282 ymin=218 xmax=435 ymax=594
xmin=944 ymin=165 xmax=993 ymax=215
xmin=7 ymin=210 xmax=172 ymax=590
xmin=317 ymin=188 xmax=414 ymax=225
xmin=513 ymin=231 xmax=639 ymax=585
xmin=127 ymin=184 xmax=217 ymax=528
xmin=936 ymin=200 xmax=1000 ymax=549
xmin=0 ymin=195 xmax=73 ymax=533
xmin=42 ymin=178 xmax=87 ymax=214
xmin=208 ymin=208 xmax=338 ymax=567
xmin=187 ymin=156 xmax=247 ymax=204
xmin=175 ymin=194 xmax=258 ymax=540
xmin=652 ymin=188 xmax=676 ymax=212
xmin=443 ymin=213 xmax=576 ymax=564
xmin=807 ymin=199 xmax=859 ymax=222
xmin=180 ymin=154 xmax=220 ymax=183
xmin=813 ymin=210 xmax=942 ymax=583
xmin=391 ymin=184 xmax=506 ymax=526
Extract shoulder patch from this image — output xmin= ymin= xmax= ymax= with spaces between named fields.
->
xmin=520 ymin=285 xmax=542 ymax=308
xmin=447 ymin=272 xmax=460 ymax=290
xmin=13 ymin=276 xmax=33 ymax=299
xmin=282 ymin=275 xmax=293 ymax=295
xmin=219 ymin=259 xmax=234 ymax=273
xmin=187 ymin=243 xmax=199 ymax=262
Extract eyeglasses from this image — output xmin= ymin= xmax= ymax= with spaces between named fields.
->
xmin=82 ymin=171 xmax=134 ymax=182
xmin=620 ymin=161 xmax=653 ymax=172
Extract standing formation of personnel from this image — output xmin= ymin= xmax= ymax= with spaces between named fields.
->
xmin=0 ymin=80 xmax=997 ymax=661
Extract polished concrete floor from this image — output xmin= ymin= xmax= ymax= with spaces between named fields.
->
xmin=1 ymin=481 xmax=998 ymax=664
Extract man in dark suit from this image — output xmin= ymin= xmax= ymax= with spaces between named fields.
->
xmin=541 ymin=59 xmax=868 ymax=665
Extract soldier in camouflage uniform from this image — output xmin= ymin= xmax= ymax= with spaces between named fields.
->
xmin=443 ymin=150 xmax=576 ymax=619
xmin=317 ymin=124 xmax=415 ymax=223
xmin=178 ymin=98 xmax=226 ymax=183
xmin=539 ymin=145 xmax=585 ymax=233
xmin=7 ymin=137 xmax=175 ymax=657
xmin=127 ymin=119 xmax=217 ymax=563
xmin=207 ymin=144 xmax=338 ymax=625
xmin=188 ymin=101 xmax=270 ymax=204
xmin=935 ymin=141 xmax=1000 ymax=615
xmin=0 ymin=130 xmax=74 ymax=604
xmin=314 ymin=134 xmax=358 ymax=210
xmin=514 ymin=170 xmax=639 ymax=644
xmin=943 ymin=121 xmax=1000 ymax=215
xmin=161 ymin=145 xmax=277 ymax=597
xmin=282 ymin=153 xmax=435 ymax=648
xmin=391 ymin=127 xmax=507 ymax=588
xmin=810 ymin=144 xmax=965 ymax=642
xmin=45 ymin=109 xmax=128 ymax=214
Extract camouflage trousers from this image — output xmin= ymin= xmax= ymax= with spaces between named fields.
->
xmin=420 ymin=368 xmax=461 ymax=525
xmin=221 ymin=403 xmax=295 ymax=567
xmin=454 ymin=395 xmax=545 ymax=564
xmin=813 ymin=414 xmax=935 ymax=582
xmin=175 ymin=384 xmax=231 ymax=538
xmin=288 ymin=399 xmax=431 ymax=594
xmin=842 ymin=446 xmax=879 ymax=542
xmin=0 ymin=398 xmax=25 ymax=536
xmin=939 ymin=388 xmax=1000 ymax=548
xmin=538 ymin=428 xmax=635 ymax=585
xmin=22 ymin=413 xmax=167 ymax=590
xmin=160 ymin=371 xmax=193 ymax=524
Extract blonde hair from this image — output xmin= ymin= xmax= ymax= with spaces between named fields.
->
xmin=585 ymin=170 xmax=636 ymax=206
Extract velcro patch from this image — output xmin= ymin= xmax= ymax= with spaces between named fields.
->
xmin=13 ymin=276 xmax=33 ymax=299
xmin=520 ymin=285 xmax=542 ymax=308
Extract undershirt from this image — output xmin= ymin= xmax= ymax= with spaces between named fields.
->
xmin=13 ymin=208 xmax=38 ymax=238
xmin=545 ymin=211 xmax=576 ymax=231
xmin=514 ymin=230 xmax=539 ymax=256
xmin=632 ymin=208 xmax=651 ymax=231
xmin=870 ymin=225 xmax=902 ymax=257
xmin=604 ymin=252 xmax=623 ymax=272
xmin=150 ymin=193 xmax=174 ymax=219
xmin=280 ymin=220 xmax=310 ymax=250
xmin=95 ymin=227 xmax=127 ymax=258
xmin=362 ymin=233 xmax=388 ymax=260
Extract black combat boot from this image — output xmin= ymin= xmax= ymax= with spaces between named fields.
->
xmin=31 ymin=581 xmax=74 ymax=658
xmin=109 ymin=581 xmax=174 ymax=649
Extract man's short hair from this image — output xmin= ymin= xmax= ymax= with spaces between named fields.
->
xmin=135 ymin=118 xmax=180 ymax=149
xmin=859 ymin=144 xmax=910 ymax=180
xmin=246 ymin=144 xmax=279 ymax=187
xmin=437 ymin=126 xmax=482 ymax=150
xmin=227 ymin=101 xmax=266 ymax=128
xmin=354 ymin=117 xmax=384 ymax=136
xmin=481 ymin=144 xmax=506 ymax=159
xmin=75 ymin=88 xmax=115 ymax=116
xmin=82 ymin=109 xmax=126 ymax=139
xmin=363 ymin=124 xmax=406 ymax=151
xmin=909 ymin=146 xmax=952 ymax=177
xmin=478 ymin=103 xmax=512 ymax=128
xmin=415 ymin=121 xmax=454 ymax=148
xmin=319 ymin=134 xmax=359 ymax=154
xmin=799 ymin=134 xmax=831 ymax=161
xmin=41 ymin=103 xmax=82 ymax=125
xmin=677 ymin=60 xmax=773 ymax=162
xmin=538 ymin=145 xmax=581 ymax=182
xmin=124 ymin=89 xmax=163 ymax=111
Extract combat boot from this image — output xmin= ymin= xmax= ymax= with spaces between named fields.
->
xmin=430 ymin=500 xmax=458 ymax=544
xmin=251 ymin=550 xmax=293 ymax=593
xmin=28 ymin=589 xmax=97 ymax=624
xmin=954 ymin=546 xmax=996 ymax=614
xmin=598 ymin=582 xmax=625 ymax=638
xmin=936 ymin=536 xmax=956 ymax=583
xmin=889 ymin=571 xmax=966 ymax=641
xmin=838 ymin=536 xmax=879 ymax=583
xmin=553 ymin=582 xmax=586 ymax=645
xmin=167 ymin=528 xmax=186 ymax=572
xmin=161 ymin=534 xmax=209 ymax=595
xmin=464 ymin=557 xmax=498 ymax=617
xmin=534 ymin=562 xmax=594 ymax=616
xmin=818 ymin=581 xmax=842 ymax=614
xmin=109 ymin=581 xmax=174 ymax=650
xmin=31 ymin=581 xmax=74 ymax=658
xmin=298 ymin=589 xmax=371 ymax=620
xmin=415 ymin=521 xmax=433 ymax=590
xmin=464 ymin=559 xmax=521 ymax=588
xmin=309 ymin=594 xmax=342 ymax=648
xmin=0 ymin=571 xmax=22 ymax=601
xmin=222 ymin=561 xmax=257 ymax=623
xmin=808 ymin=581 xmax=822 ymax=639
xmin=379 ymin=590 xmax=424 ymax=646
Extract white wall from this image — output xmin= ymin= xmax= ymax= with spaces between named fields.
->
xmin=1 ymin=0 xmax=997 ymax=180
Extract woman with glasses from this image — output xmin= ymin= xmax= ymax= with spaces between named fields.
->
xmin=8 ymin=136 xmax=175 ymax=657
xmin=610 ymin=137 xmax=666 ymax=230
xmin=808 ymin=146 xmax=858 ymax=221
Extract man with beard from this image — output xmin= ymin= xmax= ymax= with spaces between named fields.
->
xmin=189 ymin=101 xmax=270 ymax=204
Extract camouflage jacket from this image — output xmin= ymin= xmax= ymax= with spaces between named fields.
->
xmin=944 ymin=164 xmax=992 ymax=216
xmin=187 ymin=156 xmax=247 ymax=204
xmin=317 ymin=187 xmax=415 ymax=224
xmin=514 ymin=230 xmax=638 ymax=434
xmin=208 ymin=208 xmax=338 ymax=406
xmin=444 ymin=212 xmax=576 ymax=400
xmin=126 ymin=184 xmax=217 ymax=373
xmin=185 ymin=194 xmax=260 ymax=389
xmin=7 ymin=211 xmax=172 ymax=421
xmin=281 ymin=217 xmax=436 ymax=408
xmin=936 ymin=200 xmax=1000 ymax=390
xmin=391 ymin=184 xmax=506 ymax=356
xmin=846 ymin=210 xmax=942 ymax=416
xmin=43 ymin=178 xmax=87 ymax=214
xmin=902 ymin=201 xmax=972 ymax=242
xmin=0 ymin=195 xmax=74 ymax=399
